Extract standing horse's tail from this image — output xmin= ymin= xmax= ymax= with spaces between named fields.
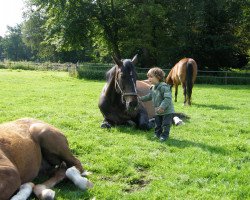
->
xmin=186 ymin=60 xmax=193 ymax=104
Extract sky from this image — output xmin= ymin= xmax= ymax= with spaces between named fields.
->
xmin=0 ymin=0 xmax=24 ymax=37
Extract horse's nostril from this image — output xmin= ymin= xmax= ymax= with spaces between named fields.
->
xmin=129 ymin=100 xmax=138 ymax=107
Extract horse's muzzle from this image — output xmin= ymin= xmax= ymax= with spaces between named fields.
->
xmin=125 ymin=99 xmax=139 ymax=112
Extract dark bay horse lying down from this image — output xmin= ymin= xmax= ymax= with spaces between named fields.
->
xmin=166 ymin=58 xmax=197 ymax=105
xmin=0 ymin=118 xmax=93 ymax=200
xmin=98 ymin=55 xmax=155 ymax=130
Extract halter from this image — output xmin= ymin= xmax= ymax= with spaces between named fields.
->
xmin=115 ymin=78 xmax=138 ymax=103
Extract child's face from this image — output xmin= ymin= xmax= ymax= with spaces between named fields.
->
xmin=148 ymin=75 xmax=160 ymax=85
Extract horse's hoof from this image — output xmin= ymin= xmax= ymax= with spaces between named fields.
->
xmin=148 ymin=119 xmax=155 ymax=129
xmin=41 ymin=189 xmax=55 ymax=200
xmin=101 ymin=123 xmax=111 ymax=129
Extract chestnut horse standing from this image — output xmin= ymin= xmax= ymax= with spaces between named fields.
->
xmin=0 ymin=118 xmax=92 ymax=200
xmin=166 ymin=58 xmax=197 ymax=105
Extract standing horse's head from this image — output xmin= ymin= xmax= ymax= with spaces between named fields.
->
xmin=113 ymin=54 xmax=139 ymax=112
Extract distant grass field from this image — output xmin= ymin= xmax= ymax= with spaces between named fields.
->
xmin=0 ymin=69 xmax=249 ymax=200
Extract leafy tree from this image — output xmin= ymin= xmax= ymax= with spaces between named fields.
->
xmin=1 ymin=25 xmax=32 ymax=61
xmin=23 ymin=0 xmax=249 ymax=69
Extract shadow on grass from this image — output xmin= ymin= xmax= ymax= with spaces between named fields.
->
xmin=166 ymin=138 xmax=228 ymax=155
xmin=192 ymin=102 xmax=235 ymax=110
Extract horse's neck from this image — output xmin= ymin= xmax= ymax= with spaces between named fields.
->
xmin=105 ymin=74 xmax=122 ymax=104
xmin=166 ymin=69 xmax=174 ymax=84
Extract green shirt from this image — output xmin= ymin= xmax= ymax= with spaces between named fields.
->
xmin=140 ymin=82 xmax=174 ymax=115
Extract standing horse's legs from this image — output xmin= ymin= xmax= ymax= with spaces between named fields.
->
xmin=174 ymin=84 xmax=178 ymax=102
xmin=182 ymin=83 xmax=187 ymax=105
xmin=187 ymin=84 xmax=193 ymax=105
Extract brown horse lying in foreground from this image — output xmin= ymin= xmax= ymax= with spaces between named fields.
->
xmin=166 ymin=58 xmax=197 ymax=105
xmin=0 ymin=118 xmax=93 ymax=200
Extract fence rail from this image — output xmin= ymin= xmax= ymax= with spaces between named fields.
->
xmin=135 ymin=67 xmax=250 ymax=85
xmin=1 ymin=61 xmax=249 ymax=84
xmin=74 ymin=63 xmax=250 ymax=84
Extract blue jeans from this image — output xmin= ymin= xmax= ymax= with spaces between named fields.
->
xmin=155 ymin=113 xmax=173 ymax=138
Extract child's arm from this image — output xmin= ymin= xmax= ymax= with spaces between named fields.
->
xmin=139 ymin=92 xmax=152 ymax=102
xmin=158 ymin=86 xmax=172 ymax=110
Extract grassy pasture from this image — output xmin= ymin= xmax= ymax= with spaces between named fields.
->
xmin=0 ymin=69 xmax=249 ymax=200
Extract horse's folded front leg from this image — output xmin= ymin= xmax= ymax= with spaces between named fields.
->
xmin=136 ymin=109 xmax=151 ymax=130
xmin=101 ymin=119 xmax=112 ymax=129
xmin=33 ymin=164 xmax=67 ymax=200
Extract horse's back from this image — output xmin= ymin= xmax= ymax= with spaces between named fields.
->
xmin=136 ymin=80 xmax=155 ymax=119
xmin=173 ymin=58 xmax=197 ymax=84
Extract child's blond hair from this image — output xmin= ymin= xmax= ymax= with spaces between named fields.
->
xmin=147 ymin=67 xmax=165 ymax=82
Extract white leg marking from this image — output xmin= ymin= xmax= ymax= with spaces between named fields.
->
xmin=66 ymin=166 xmax=93 ymax=190
xmin=173 ymin=116 xmax=184 ymax=126
xmin=10 ymin=182 xmax=34 ymax=200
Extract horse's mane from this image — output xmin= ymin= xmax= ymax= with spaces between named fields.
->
xmin=105 ymin=66 xmax=116 ymax=82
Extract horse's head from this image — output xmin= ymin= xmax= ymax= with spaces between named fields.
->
xmin=113 ymin=54 xmax=139 ymax=112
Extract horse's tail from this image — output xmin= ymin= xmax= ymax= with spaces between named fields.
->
xmin=166 ymin=68 xmax=174 ymax=85
xmin=186 ymin=60 xmax=193 ymax=101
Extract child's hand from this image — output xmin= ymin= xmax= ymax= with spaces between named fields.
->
xmin=156 ymin=107 xmax=164 ymax=114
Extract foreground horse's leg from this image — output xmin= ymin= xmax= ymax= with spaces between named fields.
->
xmin=30 ymin=123 xmax=93 ymax=199
xmin=0 ymin=162 xmax=22 ymax=200
xmin=10 ymin=182 xmax=34 ymax=200
xmin=33 ymin=164 xmax=67 ymax=200
xmin=30 ymin=123 xmax=83 ymax=172
xmin=33 ymin=164 xmax=93 ymax=200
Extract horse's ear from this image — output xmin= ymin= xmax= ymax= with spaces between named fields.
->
xmin=131 ymin=54 xmax=138 ymax=65
xmin=112 ymin=55 xmax=123 ymax=67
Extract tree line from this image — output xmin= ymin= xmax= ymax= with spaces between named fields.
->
xmin=0 ymin=0 xmax=249 ymax=70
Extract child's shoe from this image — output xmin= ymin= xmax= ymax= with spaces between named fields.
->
xmin=160 ymin=135 xmax=169 ymax=142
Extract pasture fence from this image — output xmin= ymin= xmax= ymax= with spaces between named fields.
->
xmin=73 ymin=63 xmax=250 ymax=85
xmin=0 ymin=61 xmax=249 ymax=84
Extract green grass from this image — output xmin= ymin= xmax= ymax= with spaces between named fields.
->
xmin=0 ymin=69 xmax=249 ymax=200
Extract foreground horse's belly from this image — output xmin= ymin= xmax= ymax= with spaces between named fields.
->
xmin=5 ymin=137 xmax=42 ymax=183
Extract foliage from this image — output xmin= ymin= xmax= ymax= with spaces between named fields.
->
xmin=0 ymin=69 xmax=249 ymax=199
xmin=0 ymin=25 xmax=33 ymax=61
xmin=22 ymin=0 xmax=249 ymax=70
xmin=0 ymin=1 xmax=249 ymax=69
